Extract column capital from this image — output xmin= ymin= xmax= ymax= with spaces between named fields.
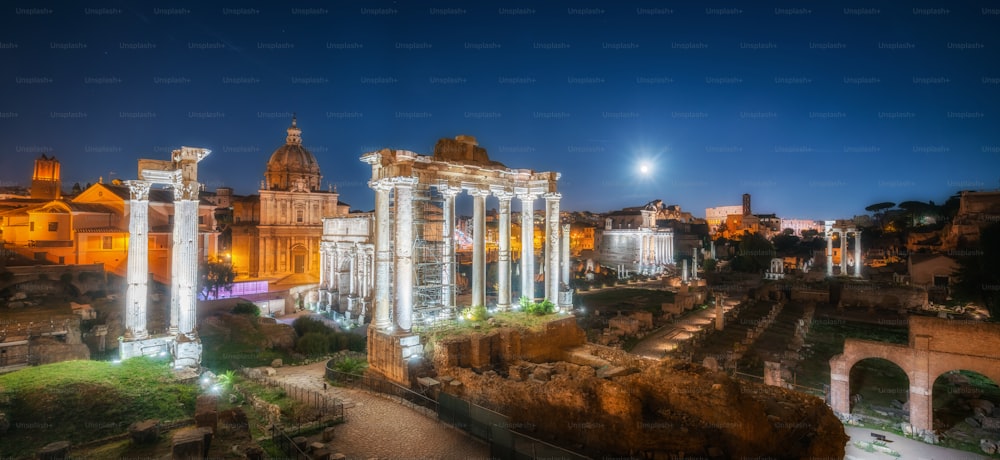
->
xmin=493 ymin=189 xmax=516 ymax=201
xmin=543 ymin=192 xmax=562 ymax=201
xmin=437 ymin=184 xmax=462 ymax=198
xmin=127 ymin=180 xmax=151 ymax=200
xmin=468 ymin=188 xmax=491 ymax=197
xmin=172 ymin=181 xmax=200 ymax=201
xmin=516 ymin=191 xmax=540 ymax=201
xmin=390 ymin=176 xmax=419 ymax=188
xmin=370 ymin=179 xmax=394 ymax=192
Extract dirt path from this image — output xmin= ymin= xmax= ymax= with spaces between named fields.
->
xmin=270 ymin=361 xmax=490 ymax=459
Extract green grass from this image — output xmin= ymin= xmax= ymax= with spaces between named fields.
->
xmin=0 ymin=357 xmax=197 ymax=458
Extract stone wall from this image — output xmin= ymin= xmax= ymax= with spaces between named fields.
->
xmin=840 ymin=283 xmax=926 ymax=310
xmin=431 ymin=316 xmax=585 ymax=372
xmin=909 ymin=315 xmax=1000 ymax=358
xmin=441 ymin=358 xmax=845 ymax=458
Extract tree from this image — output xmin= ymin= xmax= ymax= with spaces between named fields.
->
xmin=199 ymin=257 xmax=236 ymax=300
xmin=865 ymin=201 xmax=895 ymax=230
xmin=730 ymin=233 xmax=775 ymax=273
xmin=898 ymin=200 xmax=932 ymax=227
xmin=772 ymin=234 xmax=801 ymax=254
xmin=952 ymin=222 xmax=1000 ymax=322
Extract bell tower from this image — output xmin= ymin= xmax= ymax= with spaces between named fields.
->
xmin=31 ymin=154 xmax=61 ymax=199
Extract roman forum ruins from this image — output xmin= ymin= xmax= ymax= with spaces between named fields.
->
xmin=825 ymin=219 xmax=863 ymax=278
xmin=359 ymin=135 xmax=569 ymax=383
xmin=120 ymin=146 xmax=211 ymax=368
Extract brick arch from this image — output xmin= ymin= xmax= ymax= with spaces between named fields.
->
xmin=848 ymin=356 xmax=912 ymax=408
xmin=829 ymin=316 xmax=1000 ymax=439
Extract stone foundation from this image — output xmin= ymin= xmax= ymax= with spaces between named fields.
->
xmin=431 ymin=316 xmax=586 ymax=371
xmin=367 ymin=329 xmax=421 ymax=385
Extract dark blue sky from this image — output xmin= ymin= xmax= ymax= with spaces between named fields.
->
xmin=2 ymin=1 xmax=998 ymax=219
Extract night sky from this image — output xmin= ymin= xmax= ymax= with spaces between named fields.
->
xmin=1 ymin=1 xmax=998 ymax=219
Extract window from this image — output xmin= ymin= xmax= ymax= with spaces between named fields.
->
xmin=102 ymin=236 xmax=113 ymax=250
xmin=48 ymin=222 xmax=58 ymax=232
xmin=198 ymin=216 xmax=204 ymax=225
xmin=29 ymin=222 xmax=34 ymax=231
xmin=296 ymin=210 xmax=304 ymax=223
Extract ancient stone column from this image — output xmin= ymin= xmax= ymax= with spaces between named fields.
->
xmin=692 ymin=246 xmax=699 ymax=280
xmin=495 ymin=190 xmax=515 ymax=311
xmin=125 ymin=180 xmax=151 ymax=339
xmin=372 ymin=181 xmax=393 ymax=331
xmin=854 ymin=229 xmax=862 ymax=278
xmin=560 ymin=223 xmax=571 ymax=309
xmin=826 ymin=226 xmax=834 ymax=277
xmin=173 ymin=181 xmax=200 ymax=336
xmin=470 ymin=188 xmax=489 ymax=308
xmin=839 ymin=228 xmax=848 ymax=275
xmin=715 ymin=297 xmax=724 ymax=331
xmin=518 ymin=192 xmax=537 ymax=300
xmin=544 ymin=193 xmax=561 ymax=303
xmin=393 ymin=178 xmax=417 ymax=333
xmin=682 ymin=259 xmax=689 ymax=283
xmin=561 ymin=223 xmax=570 ymax=287
xmin=439 ymin=186 xmax=460 ymax=310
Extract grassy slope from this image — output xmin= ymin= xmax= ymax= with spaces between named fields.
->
xmin=0 ymin=357 xmax=196 ymax=458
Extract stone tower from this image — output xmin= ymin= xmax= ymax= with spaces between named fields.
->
xmin=31 ymin=154 xmax=61 ymax=199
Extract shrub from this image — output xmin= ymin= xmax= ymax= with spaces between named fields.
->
xmin=332 ymin=357 xmax=368 ymax=374
xmin=524 ymin=298 xmax=556 ymax=316
xmin=232 ymin=301 xmax=261 ymax=317
xmin=295 ymin=332 xmax=329 ymax=356
xmin=461 ymin=304 xmax=489 ymax=321
xmin=292 ymin=316 xmax=334 ymax=336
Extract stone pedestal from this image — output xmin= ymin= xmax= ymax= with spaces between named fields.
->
xmin=172 ymin=427 xmax=212 ymax=460
xmin=174 ymin=335 xmax=203 ymax=368
xmin=129 ymin=419 xmax=160 ymax=444
xmin=366 ymin=329 xmax=421 ymax=385
xmin=120 ymin=334 xmax=174 ymax=361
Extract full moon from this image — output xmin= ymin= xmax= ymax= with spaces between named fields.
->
xmin=639 ymin=163 xmax=650 ymax=174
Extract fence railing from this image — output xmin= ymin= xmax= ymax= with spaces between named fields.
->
xmin=238 ymin=367 xmax=346 ymax=424
xmin=326 ymin=359 xmax=590 ymax=459
xmin=326 ymin=367 xmax=438 ymax=416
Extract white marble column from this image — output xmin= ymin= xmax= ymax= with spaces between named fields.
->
xmin=439 ymin=186 xmax=459 ymax=310
xmin=470 ymin=188 xmax=489 ymax=308
xmin=854 ymin=229 xmax=863 ymax=278
xmin=560 ymin=223 xmax=571 ymax=309
xmin=495 ymin=190 xmax=514 ymax=310
xmin=692 ymin=247 xmax=699 ymax=280
xmin=518 ymin=192 xmax=537 ymax=300
xmin=544 ymin=192 xmax=561 ymax=303
xmin=839 ymin=229 xmax=848 ymax=275
xmin=173 ymin=181 xmax=200 ymax=336
xmin=125 ymin=180 xmax=151 ymax=339
xmin=373 ymin=181 xmax=393 ymax=330
xmin=826 ymin=227 xmax=834 ymax=277
xmin=393 ymin=178 xmax=416 ymax=333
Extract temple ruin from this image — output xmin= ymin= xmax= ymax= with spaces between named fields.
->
xmin=120 ymin=146 xmax=210 ymax=368
xmin=359 ymin=135 xmax=569 ymax=384
xmin=825 ymin=219 xmax=862 ymax=278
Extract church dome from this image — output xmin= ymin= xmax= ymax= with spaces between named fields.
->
xmin=264 ymin=117 xmax=322 ymax=191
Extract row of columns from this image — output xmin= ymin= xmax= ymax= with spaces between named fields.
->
xmin=637 ymin=231 xmax=675 ymax=273
xmin=825 ymin=224 xmax=863 ymax=278
xmin=371 ymin=178 xmax=565 ymax=335
xmin=123 ymin=179 xmax=200 ymax=339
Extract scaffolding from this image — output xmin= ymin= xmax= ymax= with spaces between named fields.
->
xmin=411 ymin=185 xmax=456 ymax=324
